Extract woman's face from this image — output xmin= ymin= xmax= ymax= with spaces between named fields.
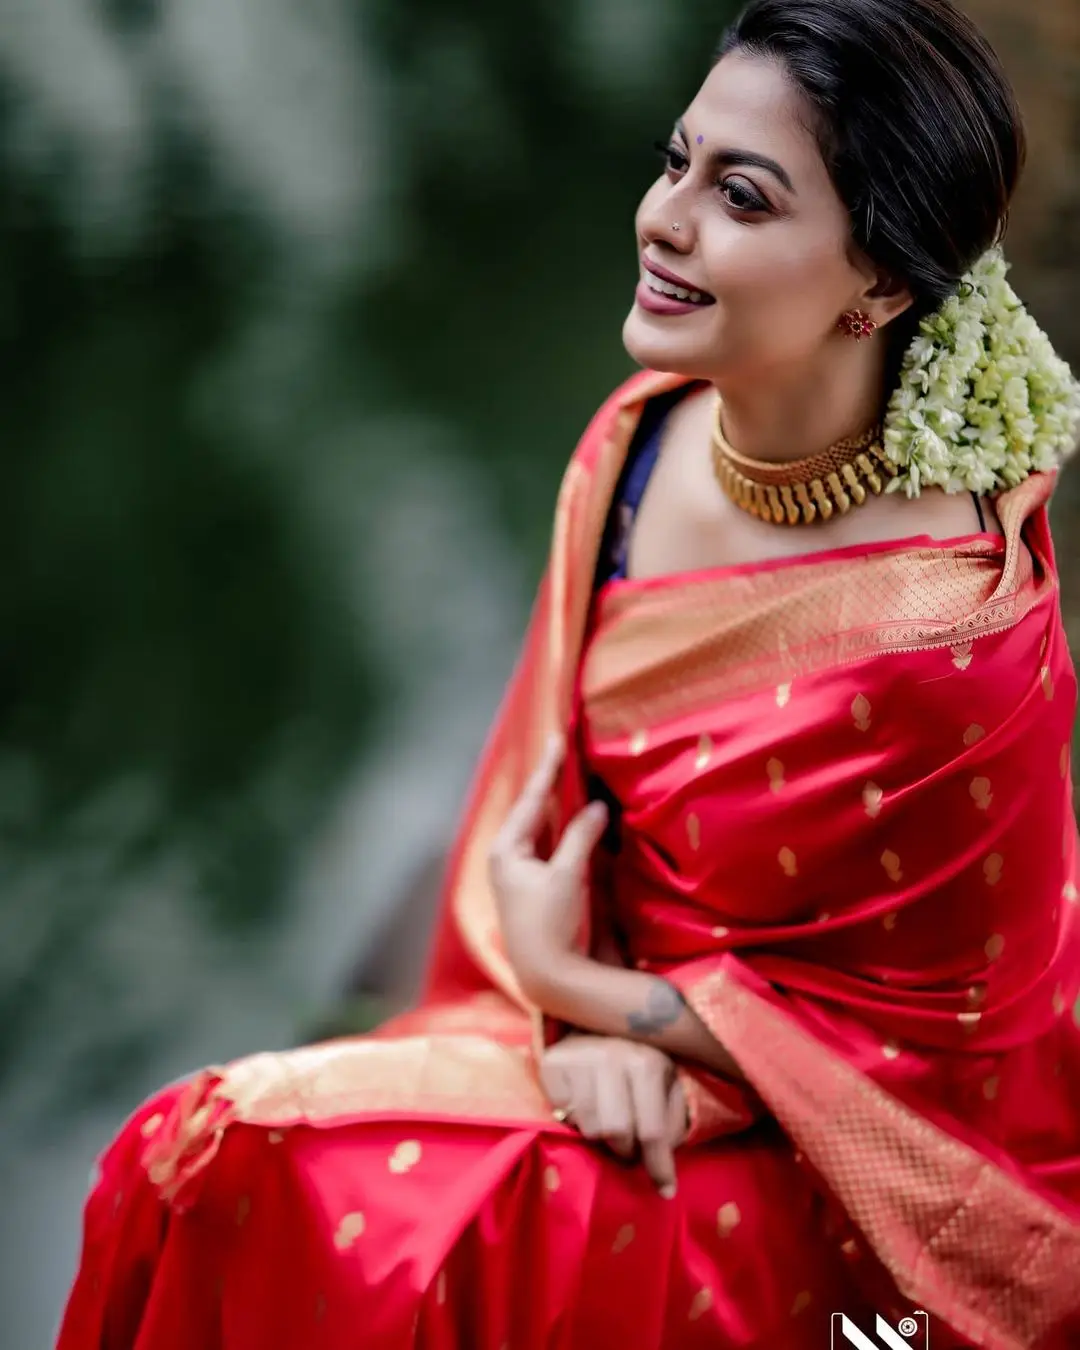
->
xmin=623 ymin=52 xmax=880 ymax=383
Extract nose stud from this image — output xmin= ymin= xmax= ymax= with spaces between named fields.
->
xmin=671 ymin=222 xmax=681 ymax=232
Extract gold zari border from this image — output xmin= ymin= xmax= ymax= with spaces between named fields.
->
xmin=682 ymin=964 xmax=1080 ymax=1349
xmin=215 ymin=1032 xmax=553 ymax=1125
xmin=583 ymin=475 xmax=1052 ymax=738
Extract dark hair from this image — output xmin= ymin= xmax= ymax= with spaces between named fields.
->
xmin=718 ymin=0 xmax=1025 ymax=321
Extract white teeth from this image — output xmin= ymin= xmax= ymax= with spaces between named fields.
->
xmin=644 ymin=271 xmax=707 ymax=303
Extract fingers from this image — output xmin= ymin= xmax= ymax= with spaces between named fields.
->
xmin=628 ymin=1060 xmax=668 ymax=1149
xmin=641 ymin=1137 xmax=677 ymax=1199
xmin=539 ymin=1061 xmax=572 ymax=1117
xmin=493 ymin=735 xmax=565 ymax=861
xmin=549 ymin=800 xmax=609 ymax=875
xmin=666 ymin=1079 xmax=690 ymax=1149
xmin=628 ymin=1060 xmax=678 ymax=1196
xmin=587 ymin=1067 xmax=634 ymax=1160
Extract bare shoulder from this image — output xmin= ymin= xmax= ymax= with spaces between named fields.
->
xmin=823 ymin=482 xmax=1001 ymax=549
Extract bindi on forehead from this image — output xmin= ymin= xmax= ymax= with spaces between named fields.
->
xmin=688 ymin=52 xmax=830 ymax=189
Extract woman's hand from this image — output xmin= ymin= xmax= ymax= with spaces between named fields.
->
xmin=540 ymin=1035 xmax=688 ymax=1197
xmin=488 ymin=735 xmax=608 ymax=995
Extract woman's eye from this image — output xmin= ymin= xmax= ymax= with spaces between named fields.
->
xmin=721 ymin=177 xmax=768 ymax=212
xmin=653 ymin=141 xmax=689 ymax=176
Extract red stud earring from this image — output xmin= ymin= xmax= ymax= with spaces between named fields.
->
xmin=838 ymin=310 xmax=878 ymax=340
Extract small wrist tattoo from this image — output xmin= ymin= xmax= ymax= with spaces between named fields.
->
xmin=627 ymin=980 xmax=686 ymax=1036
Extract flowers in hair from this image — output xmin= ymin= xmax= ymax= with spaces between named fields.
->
xmin=882 ymin=248 xmax=1080 ymax=496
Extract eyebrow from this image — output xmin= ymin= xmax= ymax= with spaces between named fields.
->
xmin=675 ymin=119 xmax=795 ymax=194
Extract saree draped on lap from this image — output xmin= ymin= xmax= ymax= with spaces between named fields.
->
xmin=58 ymin=373 xmax=1080 ymax=1350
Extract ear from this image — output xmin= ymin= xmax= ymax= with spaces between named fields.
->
xmin=860 ymin=267 xmax=914 ymax=328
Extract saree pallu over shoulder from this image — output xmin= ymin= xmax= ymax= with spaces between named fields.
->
xmin=418 ymin=369 xmax=687 ymax=1016
xmin=580 ymin=468 xmax=1080 ymax=1347
xmin=584 ymin=475 xmax=1050 ymax=740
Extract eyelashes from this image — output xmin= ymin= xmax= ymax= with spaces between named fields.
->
xmin=651 ymin=139 xmax=771 ymax=215
xmin=654 ymin=140 xmax=688 ymax=173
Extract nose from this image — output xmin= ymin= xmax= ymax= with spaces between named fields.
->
xmin=637 ymin=182 xmax=694 ymax=253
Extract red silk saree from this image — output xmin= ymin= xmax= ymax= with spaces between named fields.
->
xmin=58 ymin=372 xmax=1080 ymax=1350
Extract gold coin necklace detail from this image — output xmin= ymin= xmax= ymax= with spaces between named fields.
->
xmin=710 ymin=397 xmax=896 ymax=525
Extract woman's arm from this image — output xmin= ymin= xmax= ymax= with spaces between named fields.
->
xmin=489 ymin=735 xmax=747 ymax=1084
xmin=519 ymin=952 xmax=746 ymax=1082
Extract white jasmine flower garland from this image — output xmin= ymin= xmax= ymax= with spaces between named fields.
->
xmin=882 ymin=248 xmax=1080 ymax=497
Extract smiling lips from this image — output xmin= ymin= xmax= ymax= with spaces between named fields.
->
xmin=637 ymin=257 xmax=715 ymax=314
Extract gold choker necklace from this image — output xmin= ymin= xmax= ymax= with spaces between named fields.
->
xmin=710 ymin=398 xmax=896 ymax=525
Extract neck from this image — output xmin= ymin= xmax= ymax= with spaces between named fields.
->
xmin=712 ymin=342 xmax=890 ymax=463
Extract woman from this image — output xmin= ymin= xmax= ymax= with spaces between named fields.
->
xmin=58 ymin=2 xmax=1080 ymax=1347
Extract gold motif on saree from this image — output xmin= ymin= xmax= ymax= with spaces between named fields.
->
xmin=388 ymin=1140 xmax=422 ymax=1174
xmin=717 ymin=1201 xmax=742 ymax=1236
xmin=687 ymin=812 xmax=702 ymax=851
xmin=985 ymin=933 xmax=1006 ymax=960
xmin=791 ymin=1290 xmax=813 ymax=1318
xmin=951 ymin=643 xmax=973 ymax=670
xmin=984 ymin=854 xmax=1004 ymax=886
xmin=881 ymin=850 xmax=903 ymax=883
xmin=776 ymin=683 xmax=792 ymax=707
xmin=688 ymin=1288 xmax=713 ymax=1322
xmin=963 ymin=723 xmax=985 ymax=747
xmin=333 ymin=1212 xmax=366 ymax=1251
xmin=1042 ymin=665 xmax=1055 ymax=700
xmin=969 ymin=777 xmax=993 ymax=811
xmin=778 ymin=847 xmax=798 ymax=877
xmin=612 ymin=1223 xmax=636 ymax=1254
xmin=629 ymin=729 xmax=648 ymax=756
xmin=544 ymin=1164 xmax=561 ymax=1193
xmin=767 ymin=758 xmax=786 ymax=793
xmin=852 ymin=694 xmax=872 ymax=732
xmin=882 ymin=1039 xmax=901 ymax=1061
xmin=862 ymin=782 xmax=883 ymax=818
xmin=695 ymin=734 xmax=713 ymax=770
xmin=982 ymin=1076 xmax=1000 ymax=1102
